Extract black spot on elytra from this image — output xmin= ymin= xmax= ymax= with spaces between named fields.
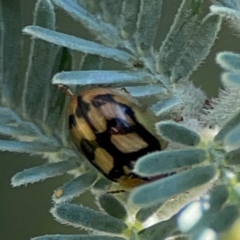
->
xmin=76 ymin=96 xmax=90 ymax=117
xmin=68 ymin=114 xmax=76 ymax=129
xmin=107 ymin=118 xmax=132 ymax=134
xmin=133 ymin=122 xmax=161 ymax=151
xmin=92 ymin=94 xmax=114 ymax=107
xmin=108 ymin=168 xmax=124 ymax=179
xmin=92 ymin=94 xmax=135 ymax=119
xmin=80 ymin=139 xmax=96 ymax=161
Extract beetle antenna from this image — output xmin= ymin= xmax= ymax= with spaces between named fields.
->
xmin=107 ymin=189 xmax=126 ymax=194
xmin=120 ymin=87 xmax=130 ymax=94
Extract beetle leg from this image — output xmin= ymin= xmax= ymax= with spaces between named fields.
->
xmin=56 ymin=84 xmax=74 ymax=97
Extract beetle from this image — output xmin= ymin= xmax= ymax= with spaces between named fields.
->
xmin=61 ymin=86 xmax=168 ymax=188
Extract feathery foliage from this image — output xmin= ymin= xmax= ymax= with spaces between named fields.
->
xmin=1 ymin=0 xmax=240 ymax=239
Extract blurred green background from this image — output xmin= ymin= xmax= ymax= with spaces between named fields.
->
xmin=1 ymin=0 xmax=240 ymax=239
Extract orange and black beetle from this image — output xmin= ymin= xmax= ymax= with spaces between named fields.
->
xmin=64 ymin=87 xmax=167 ymax=188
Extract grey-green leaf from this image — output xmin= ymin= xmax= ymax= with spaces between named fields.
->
xmin=23 ymin=26 xmax=135 ymax=65
xmin=12 ymin=159 xmax=78 ymax=186
xmin=129 ymin=166 xmax=216 ymax=207
xmin=136 ymin=202 xmax=163 ymax=223
xmin=52 ymin=70 xmax=152 ymax=86
xmin=92 ymin=178 xmax=111 ymax=191
xmin=151 ymin=97 xmax=179 ymax=116
xmin=207 ymin=185 xmax=229 ymax=213
xmin=32 ymin=235 xmax=125 ymax=240
xmin=98 ymin=193 xmax=128 ymax=220
xmin=221 ymin=72 xmax=240 ymax=87
xmin=134 ymin=148 xmax=207 ymax=177
xmin=0 ymin=107 xmax=18 ymax=125
xmin=216 ymin=52 xmax=240 ymax=72
xmin=138 ymin=214 xmax=177 ymax=240
xmin=0 ymin=1 xmax=21 ymax=105
xmin=134 ymin=0 xmax=163 ymax=52
xmin=223 ymin=124 xmax=240 ymax=150
xmin=21 ymin=0 xmax=58 ymax=121
xmin=120 ymin=0 xmax=140 ymax=40
xmin=204 ymin=205 xmax=238 ymax=234
xmin=99 ymin=0 xmax=123 ymax=26
xmin=200 ymin=187 xmax=230 ymax=238
xmin=158 ymin=0 xmax=202 ymax=73
xmin=81 ymin=54 xmax=103 ymax=71
xmin=125 ymin=85 xmax=166 ymax=97
xmin=0 ymin=139 xmax=59 ymax=153
xmin=156 ymin=121 xmax=201 ymax=146
xmin=53 ymin=172 xmax=97 ymax=204
xmin=0 ymin=124 xmax=39 ymax=138
xmin=214 ymin=110 xmax=240 ymax=145
xmin=177 ymin=185 xmax=229 ymax=234
xmin=225 ymin=147 xmax=240 ymax=165
xmin=171 ymin=14 xmax=222 ymax=82
xmin=52 ymin=0 xmax=119 ymax=47
xmin=51 ymin=204 xmax=127 ymax=233
xmin=210 ymin=4 xmax=240 ymax=34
